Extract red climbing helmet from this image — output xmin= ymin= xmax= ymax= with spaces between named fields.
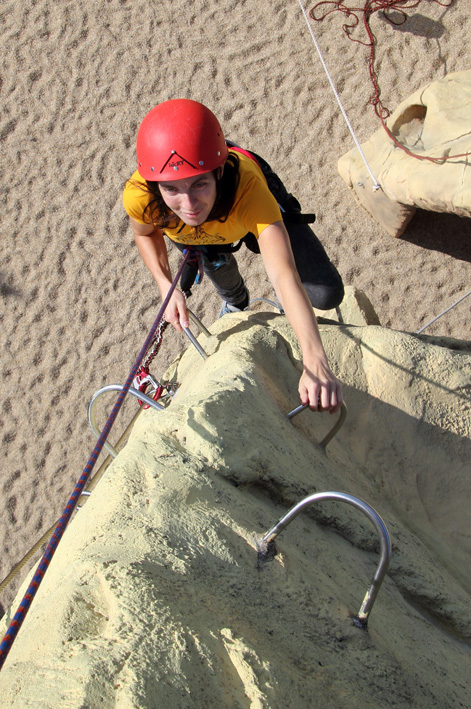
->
xmin=136 ymin=98 xmax=228 ymax=181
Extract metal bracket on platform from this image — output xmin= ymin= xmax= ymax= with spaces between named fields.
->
xmin=255 ymin=491 xmax=391 ymax=627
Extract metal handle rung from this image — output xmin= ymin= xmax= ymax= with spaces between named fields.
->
xmin=88 ymin=384 xmax=165 ymax=459
xmin=249 ymin=297 xmax=284 ymax=313
xmin=287 ymin=401 xmax=347 ymax=448
xmin=256 ymin=490 xmax=391 ymax=627
xmin=181 ymin=309 xmax=211 ymax=359
xmin=188 ymin=309 xmax=212 ymax=337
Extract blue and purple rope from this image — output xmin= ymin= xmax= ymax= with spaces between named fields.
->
xmin=0 ymin=250 xmax=190 ymax=670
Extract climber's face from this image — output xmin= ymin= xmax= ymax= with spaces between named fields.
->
xmin=158 ymin=171 xmax=218 ymax=227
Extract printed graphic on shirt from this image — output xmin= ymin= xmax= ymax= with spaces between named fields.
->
xmin=168 ymin=226 xmax=226 ymax=244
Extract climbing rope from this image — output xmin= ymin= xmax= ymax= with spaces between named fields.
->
xmin=0 ymin=249 xmax=191 ymax=671
xmin=308 ymin=1 xmax=468 ymax=163
xmin=0 ymin=308 xmax=206 ymax=601
xmin=297 ymin=0 xmax=380 ymax=189
xmin=0 ymin=411 xmax=138 ymax=597
xmin=416 ymin=289 xmax=471 ymax=334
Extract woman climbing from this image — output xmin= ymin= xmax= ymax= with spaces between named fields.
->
xmin=123 ymin=98 xmax=344 ymax=413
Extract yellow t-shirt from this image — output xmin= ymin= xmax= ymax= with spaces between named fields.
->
xmin=122 ymin=150 xmax=282 ymax=245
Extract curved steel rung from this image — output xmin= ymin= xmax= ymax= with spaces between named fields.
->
xmin=88 ymin=384 xmax=165 ymax=459
xmin=249 ymin=297 xmax=284 ymax=314
xmin=287 ymin=401 xmax=347 ymax=448
xmin=87 ymin=310 xmax=208 ymax=460
xmin=182 ymin=326 xmax=207 ymax=360
xmin=76 ymin=490 xmax=92 ymax=511
xmin=188 ymin=309 xmax=212 ymax=337
xmin=257 ymin=491 xmax=391 ymax=627
xmin=181 ymin=309 xmax=211 ymax=360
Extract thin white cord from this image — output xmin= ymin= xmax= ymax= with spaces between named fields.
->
xmin=297 ymin=0 xmax=381 ymax=190
xmin=416 ymin=290 xmax=471 ymax=334
xmin=297 ymin=1 xmax=468 ymax=337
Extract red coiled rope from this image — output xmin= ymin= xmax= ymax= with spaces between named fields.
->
xmin=309 ymin=1 xmax=467 ymax=163
xmin=0 ymin=249 xmax=190 ymax=671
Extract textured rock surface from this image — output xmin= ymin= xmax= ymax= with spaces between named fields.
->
xmin=338 ymin=69 xmax=471 ymax=237
xmin=1 ymin=312 xmax=470 ymax=707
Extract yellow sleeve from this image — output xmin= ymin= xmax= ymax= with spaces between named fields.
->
xmin=122 ymin=170 xmax=153 ymax=224
xmin=234 ymin=156 xmax=282 ymax=237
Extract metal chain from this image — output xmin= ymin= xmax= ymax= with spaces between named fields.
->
xmin=143 ymin=318 xmax=170 ymax=370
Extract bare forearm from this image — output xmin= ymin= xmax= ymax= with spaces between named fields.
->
xmin=132 ymin=225 xmax=189 ymax=330
xmin=259 ymin=222 xmax=342 ymax=410
xmin=277 ymin=272 xmax=342 ymax=409
xmin=133 ymin=231 xmax=173 ymax=294
xmin=270 ymin=260 xmax=327 ymax=361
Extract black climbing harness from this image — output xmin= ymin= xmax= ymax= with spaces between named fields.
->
xmin=175 ymin=142 xmax=317 ymax=295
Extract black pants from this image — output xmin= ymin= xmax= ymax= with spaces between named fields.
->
xmin=174 ymin=152 xmax=344 ymax=311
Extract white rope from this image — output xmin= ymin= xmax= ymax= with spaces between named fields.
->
xmin=297 ymin=0 xmax=381 ymax=190
xmin=416 ymin=289 xmax=471 ymax=334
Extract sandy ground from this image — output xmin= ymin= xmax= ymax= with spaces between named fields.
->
xmin=1 ymin=0 xmax=470 ymax=628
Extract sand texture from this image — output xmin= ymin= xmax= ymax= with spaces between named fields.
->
xmin=0 ymin=312 xmax=470 ymax=707
xmin=1 ymin=0 xmax=471 ymax=703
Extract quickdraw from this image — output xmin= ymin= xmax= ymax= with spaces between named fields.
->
xmin=0 ymin=249 xmax=192 ymax=671
xmin=141 ymin=317 xmax=169 ymax=370
xmin=132 ymin=316 xmax=170 ymax=407
xmin=133 ymin=324 xmax=170 ymax=407
xmin=133 ymin=366 xmax=164 ymax=408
